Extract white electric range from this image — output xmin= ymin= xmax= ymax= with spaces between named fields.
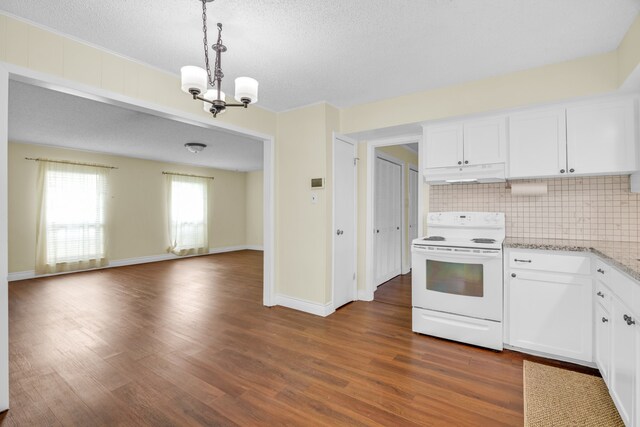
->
xmin=411 ymin=212 xmax=505 ymax=350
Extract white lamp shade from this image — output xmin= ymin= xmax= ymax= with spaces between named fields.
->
xmin=202 ymin=89 xmax=226 ymax=113
xmin=234 ymin=77 xmax=258 ymax=104
xmin=181 ymin=66 xmax=208 ymax=94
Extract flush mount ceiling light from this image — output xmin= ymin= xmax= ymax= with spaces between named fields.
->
xmin=181 ymin=0 xmax=259 ymax=118
xmin=185 ymin=142 xmax=207 ymax=153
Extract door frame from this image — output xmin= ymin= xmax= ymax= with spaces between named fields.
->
xmin=331 ymin=133 xmax=358 ymax=310
xmin=406 ymin=163 xmax=419 ymax=272
xmin=0 ymin=62 xmax=278 ymax=410
xmin=363 ymin=134 xmax=422 ymax=301
xmin=373 ymin=150 xmax=405 ymax=287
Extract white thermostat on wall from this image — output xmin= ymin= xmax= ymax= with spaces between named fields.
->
xmin=310 ymin=178 xmax=324 ymax=189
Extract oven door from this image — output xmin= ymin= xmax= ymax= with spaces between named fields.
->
xmin=412 ymin=245 xmax=503 ymax=321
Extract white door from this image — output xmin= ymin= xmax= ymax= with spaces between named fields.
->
xmin=462 ymin=116 xmax=506 ymax=166
xmin=566 ymin=98 xmax=637 ymax=175
xmin=333 ymin=136 xmax=357 ymax=309
xmin=508 ymin=108 xmax=567 ymax=178
xmin=424 ymin=124 xmax=463 ymax=168
xmin=408 ymin=168 xmax=419 ymax=268
xmin=374 ymin=156 xmax=402 ymax=286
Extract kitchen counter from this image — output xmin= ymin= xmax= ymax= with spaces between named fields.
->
xmin=504 ymin=238 xmax=640 ymax=282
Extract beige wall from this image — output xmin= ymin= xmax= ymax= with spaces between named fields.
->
xmin=376 ymin=145 xmax=418 ymax=273
xmin=246 ymin=170 xmax=264 ymax=247
xmin=8 ymin=142 xmax=250 ymax=273
xmin=275 ymin=103 xmax=340 ymax=304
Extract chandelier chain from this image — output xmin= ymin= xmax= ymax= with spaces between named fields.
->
xmin=201 ymin=0 xmax=215 ymax=87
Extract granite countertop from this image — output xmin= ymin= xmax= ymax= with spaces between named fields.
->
xmin=504 ymin=237 xmax=640 ymax=282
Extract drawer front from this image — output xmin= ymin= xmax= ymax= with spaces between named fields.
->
xmin=509 ymin=250 xmax=591 ymax=275
xmin=594 ymin=259 xmax=637 ymax=314
xmin=594 ymin=280 xmax=612 ymax=308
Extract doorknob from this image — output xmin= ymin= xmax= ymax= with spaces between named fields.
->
xmin=336 ymin=229 xmax=343 ymax=236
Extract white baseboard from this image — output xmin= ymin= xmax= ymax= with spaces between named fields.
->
xmin=245 ymin=245 xmax=264 ymax=251
xmin=358 ymin=289 xmax=374 ymax=301
xmin=275 ymin=294 xmax=334 ymax=317
xmin=7 ymin=245 xmax=254 ymax=282
xmin=503 ymin=344 xmax=597 ymax=368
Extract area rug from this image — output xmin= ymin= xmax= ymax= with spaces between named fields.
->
xmin=523 ymin=361 xmax=624 ymax=427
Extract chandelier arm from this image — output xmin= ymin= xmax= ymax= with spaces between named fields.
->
xmin=201 ymin=0 xmax=215 ymax=87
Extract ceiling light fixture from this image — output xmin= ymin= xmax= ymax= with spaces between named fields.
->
xmin=185 ymin=142 xmax=207 ymax=153
xmin=180 ymin=0 xmax=259 ymax=118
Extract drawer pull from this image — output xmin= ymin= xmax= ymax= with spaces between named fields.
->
xmin=511 ymin=273 xmax=516 ymax=278
xmin=602 ymin=317 xmax=608 ymax=323
xmin=624 ymin=314 xmax=636 ymax=326
xmin=596 ymin=291 xmax=604 ymax=298
xmin=596 ymin=268 xmax=605 ymax=274
xmin=514 ymin=259 xmax=532 ymax=263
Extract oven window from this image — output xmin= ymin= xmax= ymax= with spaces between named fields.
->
xmin=426 ymin=260 xmax=484 ymax=297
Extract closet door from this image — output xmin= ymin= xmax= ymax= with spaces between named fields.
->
xmin=374 ymin=156 xmax=403 ymax=286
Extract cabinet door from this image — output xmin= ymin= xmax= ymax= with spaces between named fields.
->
xmin=508 ymin=271 xmax=592 ymax=361
xmin=508 ymin=109 xmax=567 ymax=178
xmin=595 ymin=301 xmax=611 ymax=383
xmin=610 ymin=297 xmax=637 ymax=426
xmin=566 ymin=98 xmax=637 ymax=176
xmin=463 ymin=117 xmax=506 ymax=166
xmin=424 ymin=124 xmax=463 ymax=168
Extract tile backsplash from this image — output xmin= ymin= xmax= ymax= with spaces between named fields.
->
xmin=429 ymin=176 xmax=640 ymax=242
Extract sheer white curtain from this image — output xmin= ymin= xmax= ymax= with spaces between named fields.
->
xmin=36 ymin=161 xmax=110 ymax=274
xmin=167 ymin=174 xmax=210 ymax=256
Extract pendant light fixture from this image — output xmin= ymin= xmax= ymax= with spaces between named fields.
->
xmin=181 ymin=0 xmax=259 ymax=118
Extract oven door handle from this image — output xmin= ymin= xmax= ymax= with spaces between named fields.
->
xmin=412 ymin=247 xmax=502 ymax=261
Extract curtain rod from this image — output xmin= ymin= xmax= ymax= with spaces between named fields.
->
xmin=162 ymin=171 xmax=215 ymax=180
xmin=25 ymin=157 xmax=118 ymax=169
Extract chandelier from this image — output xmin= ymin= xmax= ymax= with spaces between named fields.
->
xmin=180 ymin=0 xmax=259 ymax=118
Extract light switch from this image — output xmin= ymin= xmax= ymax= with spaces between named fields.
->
xmin=311 ymin=192 xmax=318 ymax=204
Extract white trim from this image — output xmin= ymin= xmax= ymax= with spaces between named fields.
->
xmin=1 ymin=62 xmax=276 ymax=313
xmin=275 ymin=294 xmax=335 ymax=317
xmin=245 ymin=245 xmax=264 ymax=251
xmin=0 ymin=64 xmax=9 ymax=411
xmin=503 ymin=344 xmax=597 ymax=369
xmin=331 ymin=133 xmax=358 ymax=309
xmin=403 ymin=144 xmax=418 ymax=155
xmin=365 ymin=134 xmax=421 ymax=302
xmin=8 ymin=245 xmax=258 ymax=282
xmin=358 ymin=289 xmax=374 ymax=301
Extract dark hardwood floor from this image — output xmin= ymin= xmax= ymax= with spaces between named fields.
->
xmin=374 ymin=272 xmax=412 ymax=307
xmin=2 ymin=251 xmax=596 ymax=426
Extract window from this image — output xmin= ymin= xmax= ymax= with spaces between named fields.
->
xmin=36 ymin=162 xmax=109 ymax=274
xmin=167 ymin=174 xmax=210 ymax=255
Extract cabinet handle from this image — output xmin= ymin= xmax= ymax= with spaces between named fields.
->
xmin=396 ymin=226 xmax=400 ymax=230
xmin=514 ymin=259 xmax=532 ymax=263
xmin=624 ymin=314 xmax=636 ymax=326
xmin=464 ymin=160 xmax=469 ymax=164
xmin=569 ymin=168 xmax=575 ymax=173
xmin=458 ymin=161 xmax=462 ymax=165
xmin=596 ymin=291 xmax=604 ymax=298
xmin=597 ymin=268 xmax=605 ymax=274
xmin=376 ymin=229 xmax=379 ymax=233
xmin=560 ymin=169 xmax=565 ymax=173
xmin=602 ymin=317 xmax=608 ymax=323
xmin=511 ymin=273 xmax=516 ymax=278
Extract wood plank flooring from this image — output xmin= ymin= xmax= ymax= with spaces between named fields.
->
xmin=2 ymin=251 xmax=596 ymax=426
xmin=374 ymin=273 xmax=412 ymax=307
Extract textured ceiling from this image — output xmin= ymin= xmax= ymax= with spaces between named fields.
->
xmin=0 ymin=1 xmax=638 ymax=111
xmin=9 ymin=81 xmax=264 ymax=171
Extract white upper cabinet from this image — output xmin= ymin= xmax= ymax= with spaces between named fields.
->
xmin=463 ymin=117 xmax=506 ymax=166
xmin=424 ymin=124 xmax=463 ymax=169
xmin=508 ymin=108 xmax=567 ymax=179
xmin=424 ymin=116 xmax=505 ymax=169
xmin=566 ymin=98 xmax=637 ymax=176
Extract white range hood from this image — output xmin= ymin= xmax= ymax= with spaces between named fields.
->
xmin=424 ymin=163 xmax=506 ymax=185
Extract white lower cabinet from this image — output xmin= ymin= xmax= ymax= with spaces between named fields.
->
xmin=593 ymin=258 xmax=639 ymax=427
xmin=506 ymin=249 xmax=593 ymax=362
